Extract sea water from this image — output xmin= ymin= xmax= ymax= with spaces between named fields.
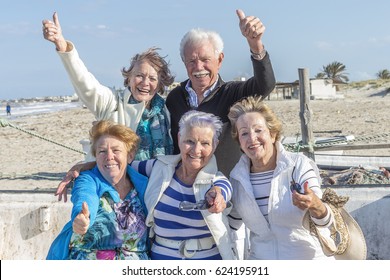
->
xmin=0 ymin=101 xmax=83 ymax=120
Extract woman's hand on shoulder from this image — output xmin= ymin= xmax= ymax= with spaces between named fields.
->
xmin=56 ymin=169 xmax=80 ymax=202
xmin=56 ymin=161 xmax=96 ymax=202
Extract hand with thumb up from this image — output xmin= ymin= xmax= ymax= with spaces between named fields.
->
xmin=73 ymin=202 xmax=90 ymax=235
xmin=236 ymin=9 xmax=266 ymax=55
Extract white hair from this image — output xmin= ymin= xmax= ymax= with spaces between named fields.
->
xmin=179 ymin=28 xmax=224 ymax=61
xmin=178 ymin=110 xmax=223 ymax=148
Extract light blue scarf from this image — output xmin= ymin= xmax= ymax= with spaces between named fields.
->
xmin=129 ymin=95 xmax=173 ymax=160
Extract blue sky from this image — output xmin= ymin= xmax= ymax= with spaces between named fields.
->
xmin=1 ymin=0 xmax=389 ymax=100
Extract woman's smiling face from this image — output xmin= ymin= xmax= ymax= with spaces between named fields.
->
xmin=179 ymin=126 xmax=216 ymax=172
xmin=236 ymin=112 xmax=276 ymax=162
xmin=95 ymin=135 xmax=131 ymax=186
xmin=128 ymin=61 xmax=159 ymax=103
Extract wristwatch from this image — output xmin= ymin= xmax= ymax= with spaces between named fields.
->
xmin=250 ymin=48 xmax=267 ymax=60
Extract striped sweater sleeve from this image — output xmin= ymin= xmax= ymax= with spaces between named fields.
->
xmin=213 ymin=176 xmax=232 ymax=202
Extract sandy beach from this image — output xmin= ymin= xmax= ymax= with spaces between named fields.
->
xmin=1 ymin=85 xmax=390 ymax=191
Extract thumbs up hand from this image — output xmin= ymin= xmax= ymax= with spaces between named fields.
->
xmin=73 ymin=202 xmax=90 ymax=235
xmin=42 ymin=12 xmax=67 ymax=52
xmin=236 ymin=9 xmax=265 ymax=54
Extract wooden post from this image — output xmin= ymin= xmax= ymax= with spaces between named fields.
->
xmin=298 ymin=68 xmax=315 ymax=160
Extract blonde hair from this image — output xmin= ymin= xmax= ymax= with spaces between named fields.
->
xmin=228 ymin=96 xmax=283 ymax=142
xmin=90 ymin=120 xmax=140 ymax=156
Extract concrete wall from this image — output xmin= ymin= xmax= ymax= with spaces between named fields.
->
xmin=1 ymin=187 xmax=389 ymax=260
xmin=292 ymin=79 xmax=342 ymax=100
xmin=0 ymin=192 xmax=71 ymax=260
xmin=310 ymin=79 xmax=337 ymax=99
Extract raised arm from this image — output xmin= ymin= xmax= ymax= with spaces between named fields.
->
xmin=234 ymin=9 xmax=276 ymax=99
xmin=42 ymin=12 xmax=118 ymax=120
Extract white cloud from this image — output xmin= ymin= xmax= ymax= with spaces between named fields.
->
xmin=339 ymin=41 xmax=359 ymax=48
xmin=0 ymin=22 xmax=32 ymax=35
xmin=316 ymin=40 xmax=362 ymax=51
xmin=315 ymin=41 xmax=334 ymax=51
xmin=368 ymin=36 xmax=390 ymax=46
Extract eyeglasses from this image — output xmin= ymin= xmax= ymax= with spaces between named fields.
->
xmin=179 ymin=199 xmax=233 ymax=211
xmin=179 ymin=200 xmax=210 ymax=211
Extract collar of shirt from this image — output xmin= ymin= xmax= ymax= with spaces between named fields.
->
xmin=185 ymin=79 xmax=218 ymax=108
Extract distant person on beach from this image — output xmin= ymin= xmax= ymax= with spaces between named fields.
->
xmin=6 ymin=103 xmax=11 ymax=116
xmin=42 ymin=12 xmax=174 ymax=161
xmin=165 ymin=9 xmax=275 ymax=176
xmin=227 ymin=96 xmax=334 ymax=260
xmin=47 ymin=120 xmax=150 ymax=260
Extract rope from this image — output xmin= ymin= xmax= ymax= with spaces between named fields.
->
xmin=283 ymin=133 xmax=390 ymax=152
xmin=0 ymin=117 xmax=87 ymax=155
xmin=0 ymin=172 xmax=63 ymax=180
xmin=2 ymin=116 xmax=389 ymax=157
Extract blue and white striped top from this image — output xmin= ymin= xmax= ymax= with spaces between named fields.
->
xmin=229 ymin=167 xmax=319 ymax=229
xmin=251 ymin=170 xmax=274 ymax=223
xmin=131 ymin=159 xmax=232 ymax=259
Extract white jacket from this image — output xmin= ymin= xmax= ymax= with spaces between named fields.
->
xmin=144 ymin=154 xmax=237 ymax=260
xmin=57 ymin=41 xmax=171 ymax=132
xmin=229 ymin=142 xmax=335 ymax=260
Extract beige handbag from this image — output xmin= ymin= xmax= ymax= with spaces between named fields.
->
xmin=303 ymin=188 xmax=367 ymax=260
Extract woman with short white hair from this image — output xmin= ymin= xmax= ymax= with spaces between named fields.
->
xmin=67 ymin=111 xmax=236 ymax=260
